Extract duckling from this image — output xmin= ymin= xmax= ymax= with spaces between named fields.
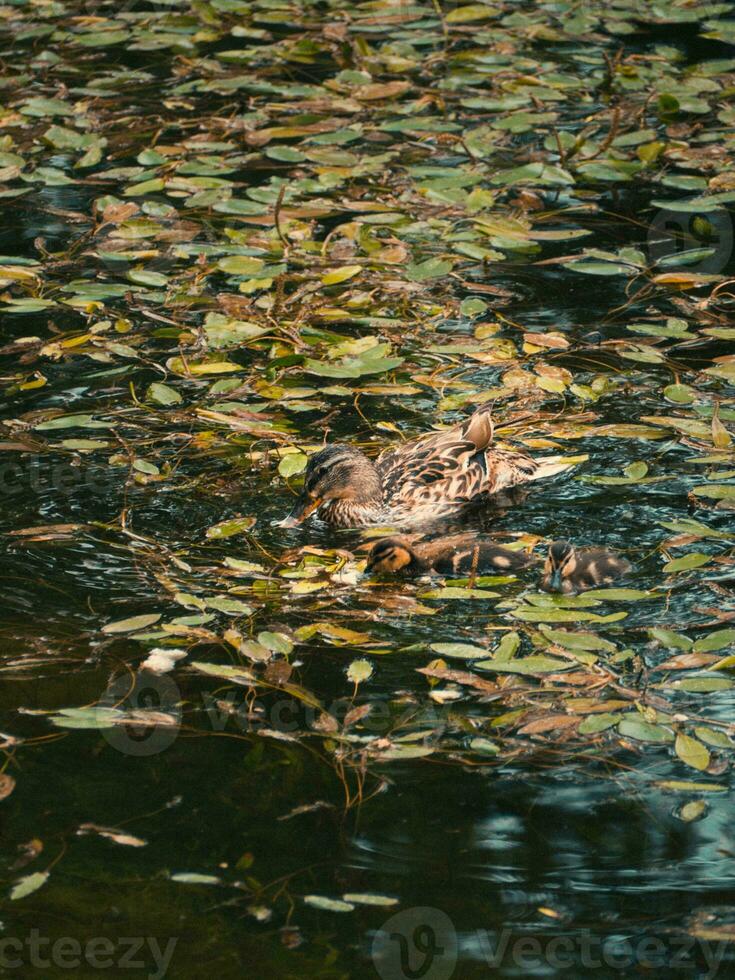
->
xmin=279 ymin=406 xmax=571 ymax=528
xmin=541 ymin=540 xmax=632 ymax=594
xmin=366 ymin=534 xmax=535 ymax=577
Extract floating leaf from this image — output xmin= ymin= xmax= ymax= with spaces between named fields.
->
xmin=148 ymin=382 xmax=182 ymax=406
xmin=693 ymin=630 xmax=735 ymax=654
xmin=206 ymin=517 xmax=256 ymax=539
xmin=429 ymin=642 xmax=487 ymax=659
xmin=663 ymin=553 xmax=711 ymax=573
xmin=475 ymin=656 xmax=571 ymax=675
xmin=346 ymin=659 xmax=373 ymax=685
xmin=675 ymin=733 xmax=711 ymax=772
xmin=618 ymin=718 xmax=673 ymax=743
xmin=171 ymin=873 xmax=221 ymax=885
xmin=321 ymin=266 xmax=362 ymax=285
xmin=102 ymin=613 xmax=161 ymax=634
xmin=10 ymin=871 xmax=49 ymax=901
xmin=304 ymin=895 xmax=355 ymax=912
xmin=342 ymin=893 xmax=398 ymax=907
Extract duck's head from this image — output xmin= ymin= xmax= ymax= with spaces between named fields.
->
xmin=365 ymin=536 xmax=416 ymax=575
xmin=279 ymin=445 xmax=382 ymax=527
xmin=544 ymin=539 xmax=576 ymax=591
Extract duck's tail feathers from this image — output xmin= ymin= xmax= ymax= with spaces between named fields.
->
xmin=527 ymin=456 xmax=578 ymax=482
xmin=461 ymin=406 xmax=494 ymax=450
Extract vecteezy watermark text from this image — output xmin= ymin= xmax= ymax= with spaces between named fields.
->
xmin=372 ymin=907 xmax=731 ymax=979
xmin=0 ymin=931 xmax=177 ymax=978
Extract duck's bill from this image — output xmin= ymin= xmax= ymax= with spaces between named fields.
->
xmin=277 ymin=495 xmax=321 ymax=528
xmin=548 ymin=569 xmax=563 ymax=591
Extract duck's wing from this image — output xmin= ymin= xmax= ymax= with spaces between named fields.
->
xmin=377 ymin=408 xmax=497 ymax=506
xmin=575 ymin=551 xmax=633 ymax=589
xmin=377 ymin=406 xmax=574 ymax=510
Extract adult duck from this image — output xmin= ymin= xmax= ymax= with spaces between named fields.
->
xmin=279 ymin=406 xmax=570 ymax=528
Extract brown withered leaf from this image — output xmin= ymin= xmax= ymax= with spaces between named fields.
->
xmin=264 ymin=660 xmax=293 ymax=686
xmin=653 ymin=653 xmax=721 ymax=672
xmin=518 ymin=714 xmax=580 ymax=736
xmin=344 ymin=704 xmax=371 ymax=728
xmin=0 ymin=773 xmax=15 ymax=800
xmin=417 ymin=666 xmax=499 ymax=694
xmin=353 ymin=81 xmax=411 ymax=101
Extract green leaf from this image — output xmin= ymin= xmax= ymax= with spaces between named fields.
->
xmin=677 ymin=800 xmax=707 ymax=822
xmin=675 ymin=733 xmax=711 ymax=772
xmin=511 ymin=608 xmax=627 ymax=624
xmin=693 ymin=629 xmax=735 ymax=653
xmin=475 ymin=656 xmax=570 ymax=675
xmin=278 ymin=453 xmax=308 ymax=478
xmin=582 ymin=589 xmax=651 ymax=601
xmin=649 ymin=628 xmax=692 ymax=650
xmin=494 ymin=632 xmax=520 ymax=662
xmin=567 ymin=261 xmax=636 ymax=276
xmin=430 ymin=642 xmax=488 ymax=659
xmin=322 ymin=265 xmax=362 ymax=285
xmin=539 ymin=627 xmax=617 ymax=653
xmin=663 ymin=553 xmax=711 ymax=573
xmin=420 ymin=588 xmax=500 ymax=600
xmin=459 ymin=297 xmax=488 ymax=318
xmin=579 ymin=713 xmax=620 ymax=734
xmin=35 ymin=414 xmax=101 ymax=431
xmin=618 ymin=718 xmax=674 ymax=743
xmin=206 ymin=597 xmax=252 ymax=615
xmin=694 ymin=726 xmax=733 ymax=749
xmin=405 ymin=258 xmax=454 ymax=281
xmin=656 ymin=780 xmax=726 ymax=793
xmin=205 ymin=516 xmax=256 ymax=539
xmin=10 ymin=871 xmax=49 ymax=901
xmin=190 ymin=662 xmax=256 ymax=683
xmin=217 ymin=255 xmax=265 ymax=276
xmin=148 ymin=382 xmax=182 ymax=406
xmin=674 ymin=677 xmax=734 ymax=692
xmin=101 ymin=613 xmax=161 ymax=634
xmin=257 ymin=631 xmax=293 ymax=655
xmin=468 ymin=737 xmax=500 ymax=754
xmin=375 ymin=745 xmax=434 ymax=760
xmin=346 ymin=659 xmax=373 ymax=684
xmin=691 ymin=485 xmax=735 ymax=501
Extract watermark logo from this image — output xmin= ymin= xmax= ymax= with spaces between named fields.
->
xmin=648 ymin=207 xmax=734 ymax=277
xmin=372 ymin=907 xmax=458 ymax=980
xmin=0 ymin=930 xmax=177 ymax=978
xmin=98 ymin=673 xmax=181 ymax=757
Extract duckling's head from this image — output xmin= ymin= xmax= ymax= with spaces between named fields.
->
xmin=280 ymin=445 xmax=382 ymax=527
xmin=365 ymin=536 xmax=416 ymax=575
xmin=544 ymin=539 xmax=576 ymax=591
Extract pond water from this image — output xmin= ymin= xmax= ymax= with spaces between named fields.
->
xmin=1 ymin=1 xmax=735 ymax=977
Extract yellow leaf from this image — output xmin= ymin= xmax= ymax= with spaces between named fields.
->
xmin=321 ymin=265 xmax=362 ymax=285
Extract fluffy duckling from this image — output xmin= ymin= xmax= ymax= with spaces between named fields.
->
xmin=280 ymin=406 xmax=571 ymax=528
xmin=541 ymin=540 xmax=632 ymax=594
xmin=366 ymin=534 xmax=534 ymax=577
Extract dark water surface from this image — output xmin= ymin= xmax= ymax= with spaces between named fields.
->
xmin=2 ymin=1 xmax=735 ymax=978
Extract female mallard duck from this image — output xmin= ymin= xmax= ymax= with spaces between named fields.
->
xmin=366 ymin=534 xmax=534 ymax=577
xmin=279 ymin=406 xmax=570 ymax=528
xmin=541 ymin=540 xmax=632 ymax=594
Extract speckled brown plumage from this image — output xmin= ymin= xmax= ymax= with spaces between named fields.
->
xmin=366 ymin=534 xmax=535 ymax=577
xmin=280 ymin=406 xmax=571 ymax=528
xmin=541 ymin=540 xmax=632 ymax=594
